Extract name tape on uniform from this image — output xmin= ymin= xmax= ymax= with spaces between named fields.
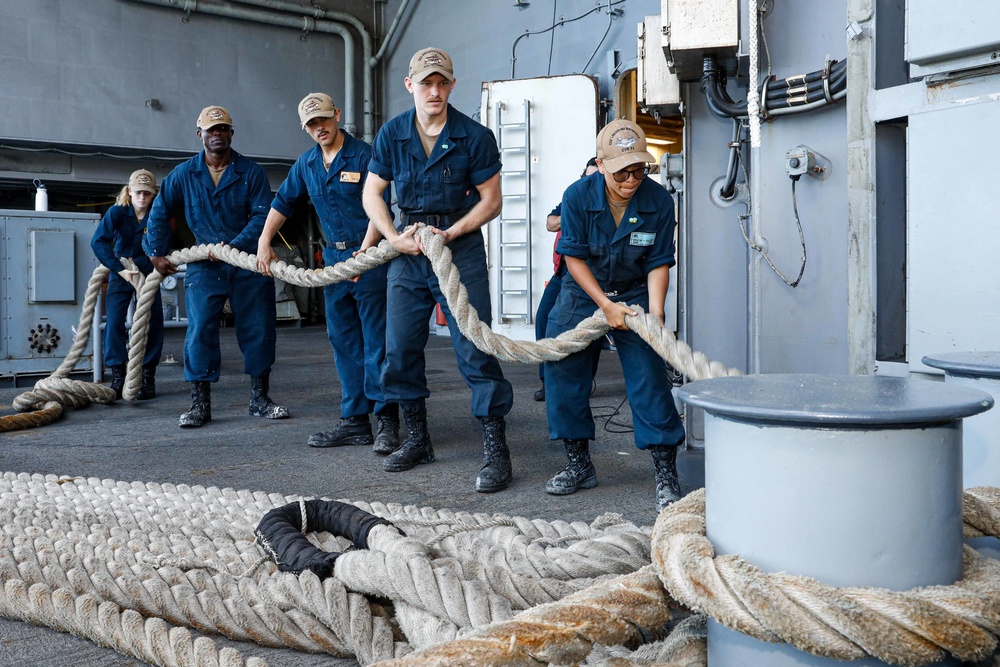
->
xmin=629 ymin=231 xmax=656 ymax=246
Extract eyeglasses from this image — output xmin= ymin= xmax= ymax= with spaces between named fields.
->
xmin=612 ymin=165 xmax=650 ymax=183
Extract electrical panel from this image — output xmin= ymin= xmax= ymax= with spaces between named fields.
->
xmin=638 ymin=14 xmax=681 ymax=112
xmin=1 ymin=209 xmax=100 ymax=382
xmin=907 ymin=1 xmax=1000 ymax=77
xmin=661 ymin=0 xmax=740 ymax=82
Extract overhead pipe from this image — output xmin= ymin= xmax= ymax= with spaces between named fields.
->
xmin=373 ymin=0 xmax=415 ymax=64
xmin=125 ymin=0 xmax=363 ymax=139
xmin=226 ymin=0 xmax=377 ymax=141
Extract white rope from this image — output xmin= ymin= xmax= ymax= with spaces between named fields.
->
xmin=0 ymin=472 xmax=656 ymax=666
xmin=747 ymin=0 xmax=762 ymax=148
xmin=3 ymin=226 xmax=740 ymax=430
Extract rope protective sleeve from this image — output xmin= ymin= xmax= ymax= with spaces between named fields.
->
xmin=254 ymin=499 xmax=396 ymax=578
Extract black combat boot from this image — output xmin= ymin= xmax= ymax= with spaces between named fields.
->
xmin=308 ymin=416 xmax=373 ymax=448
xmin=383 ymin=402 xmax=434 ymax=472
xmin=650 ymin=445 xmax=682 ymax=510
xmin=179 ymin=381 xmax=211 ymax=428
xmin=545 ymin=438 xmax=597 ymax=495
xmin=249 ymin=374 xmax=290 ymax=419
xmin=533 ymin=381 xmax=545 ymax=402
xmin=109 ymin=364 xmax=127 ymax=399
xmin=476 ymin=416 xmax=512 ymax=493
xmin=137 ymin=364 xmax=156 ymax=400
xmin=373 ymin=404 xmax=400 ymax=455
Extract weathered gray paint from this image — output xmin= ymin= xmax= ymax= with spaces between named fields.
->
xmin=680 ymin=374 xmax=990 ymax=666
xmin=847 ymin=0 xmax=876 ymax=375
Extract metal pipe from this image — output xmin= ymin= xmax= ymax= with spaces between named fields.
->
xmin=226 ymin=0 xmax=376 ymax=141
xmin=126 ymin=0 xmax=360 ymax=138
xmin=374 ymin=0 xmax=415 ymax=64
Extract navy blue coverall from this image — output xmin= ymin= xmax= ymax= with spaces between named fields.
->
xmin=368 ymin=104 xmax=513 ymax=418
xmin=91 ymin=205 xmax=164 ymax=368
xmin=144 ymin=151 xmax=276 ymax=382
xmin=270 ymin=133 xmax=390 ymax=419
xmin=544 ymin=172 xmax=685 ymax=449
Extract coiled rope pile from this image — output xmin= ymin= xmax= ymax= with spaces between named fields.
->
xmin=3 ymin=474 xmax=1000 ymax=666
xmin=3 ymin=224 xmax=1000 ymax=666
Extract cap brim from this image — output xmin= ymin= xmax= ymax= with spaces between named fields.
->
xmin=199 ymin=122 xmax=231 ymax=130
xmin=410 ymin=67 xmax=455 ymax=83
xmin=131 ymin=187 xmax=156 ymax=194
xmin=300 ymin=111 xmax=337 ymax=128
xmin=602 ymin=150 xmax=654 ymax=174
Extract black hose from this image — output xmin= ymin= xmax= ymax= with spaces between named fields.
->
xmin=718 ymin=119 xmax=743 ymax=200
xmin=702 ymin=58 xmax=748 ymax=117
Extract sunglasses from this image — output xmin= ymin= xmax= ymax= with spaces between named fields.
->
xmin=612 ymin=165 xmax=650 ymax=183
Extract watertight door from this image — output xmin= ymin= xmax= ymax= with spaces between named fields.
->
xmin=480 ymin=74 xmax=599 ymax=342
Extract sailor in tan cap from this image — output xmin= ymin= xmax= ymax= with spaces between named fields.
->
xmin=91 ymin=168 xmax=164 ymax=400
xmin=542 ymin=118 xmax=687 ymax=511
xmin=361 ymin=47 xmax=515 ymax=494
xmin=144 ymin=105 xmax=289 ymax=427
xmin=256 ymin=93 xmax=398 ymax=454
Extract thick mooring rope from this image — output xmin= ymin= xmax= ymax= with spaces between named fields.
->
xmin=3 ymin=471 xmax=1000 ymax=667
xmin=0 ymin=472 xmax=659 ymax=667
xmin=651 ymin=489 xmax=1000 ymax=666
xmin=2 ymin=224 xmax=740 ymax=429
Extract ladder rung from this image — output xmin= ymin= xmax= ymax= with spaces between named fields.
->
xmin=500 ymin=313 xmax=529 ymax=319
xmin=500 ymin=242 xmax=527 ymax=247
xmin=501 ymin=289 xmax=528 ymax=294
xmin=500 ymin=219 xmax=526 ymax=224
xmin=502 ymin=194 xmax=526 ymax=199
xmin=502 ymin=170 xmax=527 ymax=176
xmin=500 ymin=267 xmax=528 ymax=273
xmin=500 ymin=146 xmax=527 ymax=152
xmin=499 ymin=122 xmax=526 ymax=129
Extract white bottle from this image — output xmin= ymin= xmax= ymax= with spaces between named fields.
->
xmin=33 ymin=179 xmax=48 ymax=211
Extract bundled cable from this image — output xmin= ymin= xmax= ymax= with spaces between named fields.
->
xmin=702 ymin=55 xmax=846 ymax=120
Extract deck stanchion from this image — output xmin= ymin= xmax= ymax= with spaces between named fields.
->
xmin=678 ymin=374 xmax=993 ymax=667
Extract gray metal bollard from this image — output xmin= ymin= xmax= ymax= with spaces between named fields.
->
xmin=922 ymin=352 xmax=1000 ymax=487
xmin=923 ymin=352 xmax=1000 ymax=558
xmin=678 ymin=374 xmax=993 ymax=667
